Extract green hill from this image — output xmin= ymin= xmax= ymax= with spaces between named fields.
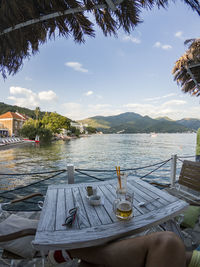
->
xmin=176 ymin=118 xmax=200 ymax=130
xmin=80 ymin=112 xmax=193 ymax=133
xmin=0 ymin=102 xmax=71 ymax=121
xmin=0 ymin=102 xmax=43 ymax=118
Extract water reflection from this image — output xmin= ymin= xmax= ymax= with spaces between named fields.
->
xmin=0 ymin=133 xmax=196 ymax=185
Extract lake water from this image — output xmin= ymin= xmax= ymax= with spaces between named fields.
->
xmin=0 ymin=133 xmax=196 ymax=188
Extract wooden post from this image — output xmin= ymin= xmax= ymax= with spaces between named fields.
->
xmin=67 ymin=164 xmax=74 ymax=184
xmin=170 ymin=154 xmax=177 ymax=188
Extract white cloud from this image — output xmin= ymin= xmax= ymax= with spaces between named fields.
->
xmin=10 ymin=86 xmax=33 ymax=96
xmin=123 ymin=99 xmax=188 ymax=119
xmin=145 ymin=93 xmax=177 ymax=101
xmin=88 ymin=104 xmax=112 ymax=110
xmin=84 ymin=91 xmax=93 ymax=96
xmin=175 ymin=31 xmax=183 ymax=39
xmin=153 ymin=42 xmax=172 ymax=50
xmin=65 ymin=62 xmax=88 ymax=73
xmin=63 ymin=102 xmax=118 ymax=120
xmin=38 ymin=90 xmax=58 ymax=101
xmin=162 ymin=45 xmax=172 ymax=50
xmin=161 ymin=100 xmax=186 ymax=107
xmin=62 ymin=97 xmax=200 ymax=120
xmin=25 ymin=76 xmax=32 ymax=81
xmin=154 ymin=42 xmax=161 ymax=48
xmin=122 ymin=35 xmax=141 ymax=44
xmin=7 ymin=87 xmax=58 ymax=109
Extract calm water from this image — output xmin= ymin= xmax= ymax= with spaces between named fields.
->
xmin=0 ymin=133 xmax=196 ymax=188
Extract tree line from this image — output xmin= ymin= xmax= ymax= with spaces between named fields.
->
xmin=20 ymin=107 xmax=96 ymax=142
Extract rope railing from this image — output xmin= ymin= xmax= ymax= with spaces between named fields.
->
xmin=75 ymin=158 xmax=172 ymax=184
xmin=0 ymin=170 xmax=66 ymax=195
xmin=0 ymin=154 xmax=196 ymax=211
xmin=75 ymin=159 xmax=172 ymax=172
xmin=0 ymin=169 xmax=66 ymax=176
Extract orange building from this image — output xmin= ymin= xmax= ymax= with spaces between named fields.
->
xmin=0 ymin=112 xmax=27 ymax=137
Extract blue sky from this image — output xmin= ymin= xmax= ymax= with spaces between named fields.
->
xmin=0 ymin=2 xmax=200 ymax=121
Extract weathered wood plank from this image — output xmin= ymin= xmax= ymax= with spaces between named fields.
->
xmin=33 ymin=200 xmax=188 ymax=250
xmin=72 ymin=187 xmax=90 ymax=229
xmin=79 ymin=187 xmax=102 ymax=226
xmin=98 ymin=185 xmax=119 ymax=222
xmin=37 ymin=188 xmax=57 ymax=231
xmin=130 ymin=177 xmax=177 ymax=202
xmin=128 ymin=181 xmax=168 ymax=209
xmin=55 ymin=188 xmax=66 ymax=231
xmin=64 ymin=188 xmax=79 ymax=229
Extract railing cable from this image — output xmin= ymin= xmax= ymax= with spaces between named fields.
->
xmin=75 ymin=169 xmax=104 ymax=181
xmin=140 ymin=159 xmax=171 ymax=180
xmin=0 ymin=170 xmax=66 ymax=196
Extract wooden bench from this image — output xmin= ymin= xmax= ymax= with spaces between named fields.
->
xmin=166 ymin=160 xmax=200 ymax=205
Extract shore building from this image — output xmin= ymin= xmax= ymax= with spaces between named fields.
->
xmin=70 ymin=122 xmax=88 ymax=134
xmin=0 ymin=112 xmax=27 ymax=137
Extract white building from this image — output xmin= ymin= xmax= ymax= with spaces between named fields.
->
xmin=70 ymin=122 xmax=88 ymax=133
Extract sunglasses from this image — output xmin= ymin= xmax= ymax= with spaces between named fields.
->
xmin=62 ymin=207 xmax=78 ymax=227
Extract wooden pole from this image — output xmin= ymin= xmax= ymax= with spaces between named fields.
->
xmin=67 ymin=164 xmax=74 ymax=184
xmin=170 ymin=154 xmax=177 ymax=188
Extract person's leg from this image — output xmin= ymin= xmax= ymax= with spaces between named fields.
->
xmin=69 ymin=231 xmax=186 ymax=267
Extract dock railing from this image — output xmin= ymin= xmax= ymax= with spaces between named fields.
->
xmin=0 ymin=154 xmax=195 ymax=211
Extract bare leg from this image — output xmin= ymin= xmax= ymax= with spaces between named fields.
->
xmin=69 ymin=231 xmax=186 ymax=267
xmin=186 ymin=252 xmax=193 ymax=266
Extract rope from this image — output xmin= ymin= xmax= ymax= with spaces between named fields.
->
xmin=75 ymin=169 xmax=105 ymax=181
xmin=177 ymin=155 xmax=195 ymax=159
xmin=0 ymin=169 xmax=66 ymax=176
xmin=75 ymin=159 xmax=171 ymax=182
xmin=76 ymin=159 xmax=171 ymax=172
xmin=0 ymin=170 xmax=65 ymax=197
xmin=140 ymin=158 xmax=171 ymax=180
xmin=177 ymin=158 xmax=184 ymax=163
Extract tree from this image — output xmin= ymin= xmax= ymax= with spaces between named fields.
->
xmin=41 ymin=112 xmax=70 ymax=134
xmin=34 ymin=107 xmax=41 ymax=120
xmin=70 ymin=127 xmax=80 ymax=137
xmin=86 ymin=126 xmax=97 ymax=134
xmin=19 ymin=118 xmax=52 ymax=142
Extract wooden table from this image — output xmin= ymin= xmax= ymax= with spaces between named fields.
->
xmin=32 ymin=177 xmax=188 ymax=251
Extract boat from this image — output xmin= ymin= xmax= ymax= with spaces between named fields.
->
xmin=150 ymin=132 xmax=157 ymax=138
xmin=35 ymin=135 xmax=40 ymax=143
xmin=24 ymin=135 xmax=40 ymax=143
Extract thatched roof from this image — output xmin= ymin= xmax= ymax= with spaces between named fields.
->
xmin=1 ymin=0 xmax=200 ymax=78
xmin=172 ymin=38 xmax=200 ymax=97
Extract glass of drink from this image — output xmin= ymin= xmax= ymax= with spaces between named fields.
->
xmin=116 ymin=172 xmax=128 ymax=194
xmin=113 ymin=191 xmax=133 ymax=220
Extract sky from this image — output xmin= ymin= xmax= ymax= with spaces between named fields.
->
xmin=0 ymin=2 xmax=200 ymax=121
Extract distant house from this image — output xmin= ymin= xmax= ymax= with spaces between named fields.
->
xmin=70 ymin=122 xmax=88 ymax=134
xmin=0 ymin=112 xmax=27 ymax=136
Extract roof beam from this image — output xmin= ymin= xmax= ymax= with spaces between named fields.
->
xmin=188 ymin=62 xmax=200 ymax=68
xmin=0 ymin=5 xmax=105 ymax=36
xmin=0 ymin=0 xmax=124 ymax=36
xmin=105 ymin=0 xmax=117 ymax=11
xmin=186 ymin=66 xmax=200 ymax=91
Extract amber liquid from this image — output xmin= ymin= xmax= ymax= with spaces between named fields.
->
xmin=115 ymin=201 xmax=133 ymax=220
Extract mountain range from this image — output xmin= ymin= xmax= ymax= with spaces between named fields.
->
xmin=1 ymin=102 xmax=200 ymax=133
xmin=80 ymin=112 xmax=200 ymax=133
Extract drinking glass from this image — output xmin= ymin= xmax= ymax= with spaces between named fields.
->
xmin=116 ymin=172 xmax=128 ymax=194
xmin=113 ymin=191 xmax=133 ymax=220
